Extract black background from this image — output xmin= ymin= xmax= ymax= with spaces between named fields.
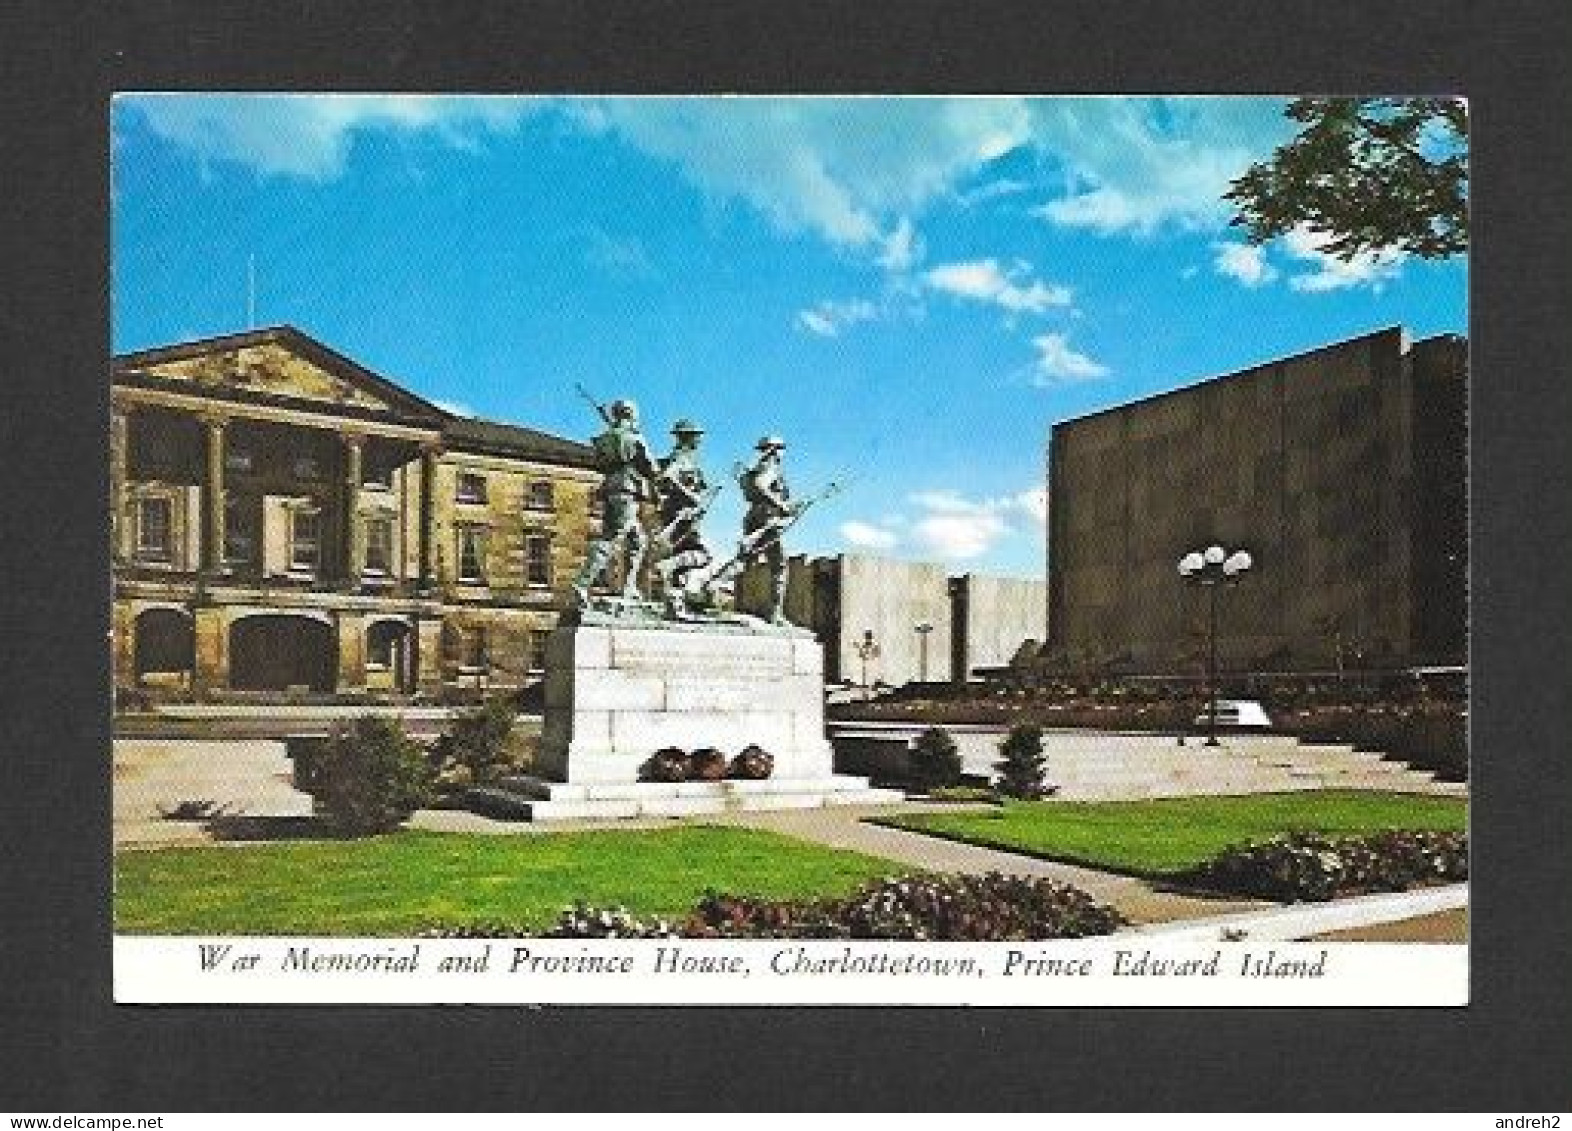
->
xmin=2 ymin=0 xmax=1569 ymax=1111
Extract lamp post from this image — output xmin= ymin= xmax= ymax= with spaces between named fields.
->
xmin=1178 ymin=544 xmax=1253 ymax=746
xmin=854 ymin=628 xmax=881 ymax=701
xmin=914 ymin=621 xmax=933 ymax=683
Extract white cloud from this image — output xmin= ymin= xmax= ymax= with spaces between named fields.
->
xmin=839 ymin=520 xmax=900 ymax=550
xmin=584 ymin=228 xmax=657 ymax=280
xmin=955 ymin=178 xmax=1031 ymax=207
xmin=797 ymin=297 xmax=879 ymax=338
xmin=570 ymin=96 xmax=1033 ymax=256
xmin=905 ymin=488 xmax=1046 ymax=561
xmin=1028 ymin=97 xmax=1295 ymax=237
xmin=433 ymin=399 xmax=476 ymax=418
xmin=1212 ymin=241 xmax=1279 ymax=287
xmin=123 ymin=94 xmax=538 ymax=179
xmin=1282 ymin=226 xmax=1406 ymax=292
xmin=875 ymin=217 xmax=922 ymax=272
xmin=923 ymin=258 xmax=1073 ymax=314
xmin=1031 ymin=333 xmax=1109 ymax=384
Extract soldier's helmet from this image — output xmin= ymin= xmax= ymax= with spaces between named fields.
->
xmin=671 ymin=418 xmax=705 ymax=437
xmin=610 ymin=398 xmax=639 ymax=422
xmin=756 ymin=434 xmax=786 ymax=452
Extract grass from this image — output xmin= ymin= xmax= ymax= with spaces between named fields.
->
xmin=875 ymin=790 xmax=1467 ymax=878
xmin=114 ymin=825 xmax=899 ymax=936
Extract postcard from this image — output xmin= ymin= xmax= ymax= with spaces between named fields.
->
xmin=109 ymin=94 xmax=1468 ymax=1006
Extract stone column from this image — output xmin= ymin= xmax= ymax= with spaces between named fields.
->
xmin=336 ymin=610 xmax=367 ymax=694
xmin=341 ymin=433 xmax=365 ymax=584
xmin=201 ymin=413 xmax=227 ymax=573
xmin=191 ymin=606 xmax=228 ymax=701
xmin=415 ymin=617 xmax=445 ymax=696
xmin=418 ymin=442 xmax=440 ymax=592
xmin=110 ymin=405 xmax=129 ymax=563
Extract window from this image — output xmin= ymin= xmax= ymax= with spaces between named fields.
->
xmin=363 ymin=516 xmax=393 ymax=574
xmin=461 ymin=626 xmax=489 ymax=671
xmin=135 ymin=496 xmax=173 ymax=561
xmin=456 ymin=471 xmax=488 ymax=504
xmin=363 ymin=458 xmax=394 ymax=490
xmin=224 ymin=497 xmax=256 ymax=564
xmin=289 ymin=507 xmax=321 ymax=573
xmin=525 ymin=532 xmax=552 ymax=587
xmin=528 ymin=629 xmax=551 ymax=674
xmin=457 ymin=525 xmax=488 ymax=584
xmin=526 ymin=480 xmax=555 ymax=511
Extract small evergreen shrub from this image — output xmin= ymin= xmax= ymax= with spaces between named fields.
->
xmin=641 ymin=747 xmax=690 ymax=782
xmin=433 ymin=696 xmax=521 ymax=787
xmin=1187 ymin=829 xmax=1468 ymax=902
xmin=908 ymin=727 xmax=964 ymax=792
xmin=995 ymin=724 xmax=1050 ymax=799
xmin=688 ymin=747 xmax=728 ymax=781
xmin=925 ymin=785 xmax=1000 ymax=805
xmin=306 ymin=716 xmax=433 ymax=836
xmin=728 ymin=745 xmax=774 ymax=780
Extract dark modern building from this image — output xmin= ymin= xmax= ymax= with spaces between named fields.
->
xmin=1045 ymin=326 xmax=1467 ymax=674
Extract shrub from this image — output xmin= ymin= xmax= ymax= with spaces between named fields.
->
xmin=157 ymin=799 xmax=236 ymax=821
xmin=1187 ymin=829 xmax=1468 ymax=902
xmin=688 ymin=747 xmax=728 ymax=781
xmin=641 ymin=747 xmax=690 ymax=782
xmin=908 ymin=727 xmax=964 ymax=792
xmin=728 ymin=745 xmax=774 ymax=780
xmin=995 ymin=724 xmax=1050 ymax=799
xmin=691 ymin=872 xmax=1127 ymax=940
xmin=925 ymin=785 xmax=1000 ymax=805
xmin=546 ymin=904 xmax=680 ymax=939
xmin=306 ymin=716 xmax=433 ymax=836
xmin=433 ymin=696 xmax=521 ymax=787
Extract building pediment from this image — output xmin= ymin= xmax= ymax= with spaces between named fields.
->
xmin=112 ymin=326 xmax=444 ymax=421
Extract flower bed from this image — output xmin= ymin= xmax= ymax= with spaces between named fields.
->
xmin=421 ymin=872 xmax=1127 ymax=940
xmin=1185 ymin=829 xmax=1467 ymax=902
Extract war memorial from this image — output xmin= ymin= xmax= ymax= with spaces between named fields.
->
xmin=471 ymin=394 xmax=901 ymax=819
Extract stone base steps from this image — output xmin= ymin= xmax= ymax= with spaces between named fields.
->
xmin=468 ymin=774 xmax=904 ymax=822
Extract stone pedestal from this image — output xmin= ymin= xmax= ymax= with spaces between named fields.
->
xmin=479 ymin=617 xmax=901 ymax=820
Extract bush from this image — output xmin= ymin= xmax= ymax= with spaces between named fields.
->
xmin=691 ymin=872 xmax=1127 ymax=940
xmin=728 ymin=745 xmax=774 ymax=780
xmin=995 ymin=724 xmax=1050 ymax=799
xmin=641 ymin=747 xmax=690 ymax=782
xmin=1187 ymin=829 xmax=1468 ymax=902
xmin=306 ymin=716 xmax=433 ymax=836
xmin=546 ymin=904 xmax=681 ymax=938
xmin=432 ymin=697 xmax=521 ymax=787
xmin=908 ymin=727 xmax=964 ymax=792
xmin=688 ymin=747 xmax=728 ymax=781
xmin=925 ymin=785 xmax=1000 ymax=805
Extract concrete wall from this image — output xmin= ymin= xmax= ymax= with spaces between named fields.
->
xmin=951 ymin=572 xmax=1048 ymax=678
xmin=1046 ymin=327 xmax=1468 ymax=672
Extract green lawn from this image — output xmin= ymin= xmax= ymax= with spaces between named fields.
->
xmin=115 ymin=826 xmax=899 ymax=936
xmin=876 ymin=790 xmax=1468 ymax=878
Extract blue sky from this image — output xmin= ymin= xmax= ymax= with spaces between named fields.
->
xmin=111 ymin=95 xmax=1467 ymax=576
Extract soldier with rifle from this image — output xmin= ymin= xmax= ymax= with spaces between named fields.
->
xmin=652 ymin=418 xmax=717 ymax=617
xmin=737 ymin=434 xmax=802 ymax=626
xmin=570 ymin=390 xmax=659 ymax=608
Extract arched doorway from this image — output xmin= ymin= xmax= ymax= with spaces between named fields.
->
xmin=366 ymin=619 xmax=414 ymax=694
xmin=134 ymin=607 xmax=194 ymax=689
xmin=229 ymin=614 xmax=335 ymax=693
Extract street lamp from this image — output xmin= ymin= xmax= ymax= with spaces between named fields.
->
xmin=1178 ymin=544 xmax=1253 ymax=746
xmin=914 ymin=622 xmax=934 ymax=683
xmin=854 ymin=628 xmax=881 ymax=701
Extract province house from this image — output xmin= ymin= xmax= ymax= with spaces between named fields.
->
xmin=111 ymin=326 xmax=599 ymax=705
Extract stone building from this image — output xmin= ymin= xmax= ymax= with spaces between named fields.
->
xmin=1045 ymin=326 xmax=1467 ymax=674
xmin=111 ymin=326 xmax=599 ymax=704
xmin=741 ymin=553 xmax=1047 ymax=686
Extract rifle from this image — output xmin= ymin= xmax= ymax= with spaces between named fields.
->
xmin=655 ymin=484 xmax=722 ymax=546
xmin=574 ymin=382 xmax=614 ymax=426
xmin=706 ymin=479 xmax=844 ymax=585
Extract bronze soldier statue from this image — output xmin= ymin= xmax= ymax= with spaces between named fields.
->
xmin=738 ymin=434 xmax=803 ymax=625
xmin=652 ymin=418 xmax=716 ymax=616
xmin=572 ymin=397 xmax=659 ymax=607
